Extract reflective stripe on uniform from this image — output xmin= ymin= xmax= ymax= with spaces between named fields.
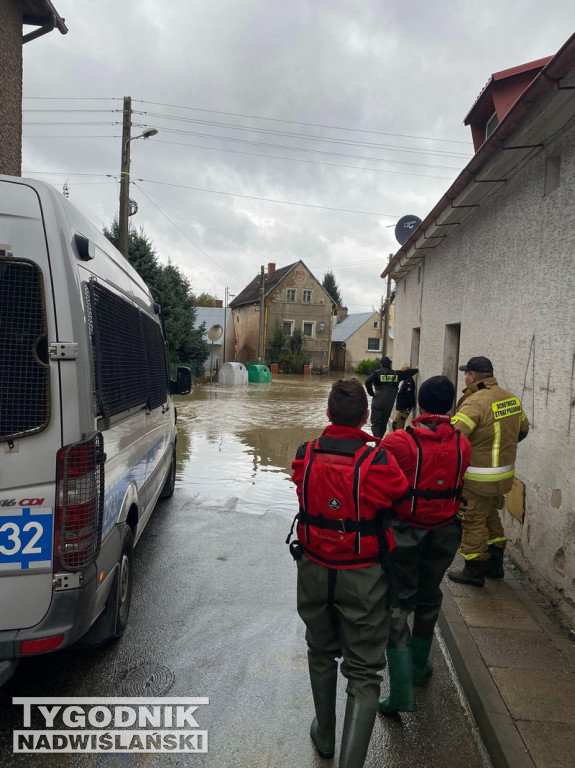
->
xmin=492 ymin=421 xmax=501 ymax=467
xmin=464 ymin=463 xmax=515 ymax=482
xmin=461 ymin=552 xmax=484 ymax=560
xmin=487 ymin=536 xmax=507 ymax=545
xmin=451 ymin=412 xmax=476 ymax=430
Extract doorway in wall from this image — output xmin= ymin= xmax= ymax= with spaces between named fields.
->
xmin=443 ymin=323 xmax=461 ymax=411
xmin=411 ymin=327 xmax=421 ymax=369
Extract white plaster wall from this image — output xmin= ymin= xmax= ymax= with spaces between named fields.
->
xmin=393 ymin=123 xmax=575 ymax=618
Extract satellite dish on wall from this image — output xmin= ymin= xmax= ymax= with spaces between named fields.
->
xmin=318 ymin=322 xmax=326 ymax=332
xmin=207 ymin=324 xmax=223 ymax=342
xmin=395 ymin=215 xmax=422 ymax=245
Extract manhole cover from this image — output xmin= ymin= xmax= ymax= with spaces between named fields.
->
xmin=119 ymin=663 xmax=174 ymax=696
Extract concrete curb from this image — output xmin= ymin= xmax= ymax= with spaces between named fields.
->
xmin=438 ymin=584 xmax=536 ymax=768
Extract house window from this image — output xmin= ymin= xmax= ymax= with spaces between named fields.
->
xmin=283 ymin=320 xmax=294 ymax=336
xmin=373 ymin=321 xmax=379 ymax=329
xmin=287 ymin=289 xmax=296 ymax=302
xmin=485 ymin=111 xmax=499 ymax=139
xmin=367 ymin=337 xmax=381 ymax=351
xmin=303 ymin=290 xmax=312 ymax=303
xmin=303 ymin=321 xmax=315 ymax=337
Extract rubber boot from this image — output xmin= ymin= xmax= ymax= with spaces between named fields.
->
xmin=308 ymin=666 xmax=337 ymax=759
xmin=485 ymin=544 xmax=505 ymax=579
xmin=411 ymin=636 xmax=433 ymax=686
xmin=339 ymin=695 xmax=377 ymax=768
xmin=448 ymin=558 xmax=487 ymax=587
xmin=378 ymin=646 xmax=416 ymax=715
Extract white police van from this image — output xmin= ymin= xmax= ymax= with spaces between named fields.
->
xmin=0 ymin=175 xmax=191 ymax=685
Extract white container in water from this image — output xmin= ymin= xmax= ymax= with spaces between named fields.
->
xmin=218 ymin=362 xmax=249 ymax=385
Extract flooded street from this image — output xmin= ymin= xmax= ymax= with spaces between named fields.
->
xmin=0 ymin=376 xmax=489 ymax=768
xmin=175 ymin=375 xmax=334 ymax=520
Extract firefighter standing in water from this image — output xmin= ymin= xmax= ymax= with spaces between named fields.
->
xmin=448 ymin=357 xmax=529 ymax=587
xmin=289 ymin=379 xmax=408 ymax=767
xmin=377 ymin=376 xmax=471 ymax=715
xmin=365 ymin=357 xmax=419 ymax=437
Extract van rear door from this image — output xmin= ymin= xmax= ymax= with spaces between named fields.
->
xmin=0 ymin=179 xmax=61 ymax=631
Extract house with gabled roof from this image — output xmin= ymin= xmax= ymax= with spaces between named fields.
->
xmin=229 ymin=261 xmax=334 ymax=368
xmin=383 ymin=33 xmax=575 ymax=622
xmin=330 ymin=310 xmax=387 ymax=373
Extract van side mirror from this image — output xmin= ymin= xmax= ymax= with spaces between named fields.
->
xmin=171 ymin=366 xmax=192 ymax=395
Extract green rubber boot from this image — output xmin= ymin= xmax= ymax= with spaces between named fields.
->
xmin=339 ymin=695 xmax=377 ymax=768
xmin=411 ymin=636 xmax=433 ymax=686
xmin=308 ymin=664 xmax=337 ymax=759
xmin=378 ymin=646 xmax=416 ymax=715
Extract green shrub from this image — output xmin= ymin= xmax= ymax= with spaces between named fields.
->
xmin=355 ymin=358 xmax=381 ymax=375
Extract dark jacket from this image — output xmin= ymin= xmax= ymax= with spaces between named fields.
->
xmin=395 ymin=376 xmax=417 ymax=412
xmin=365 ymin=366 xmax=418 ymax=397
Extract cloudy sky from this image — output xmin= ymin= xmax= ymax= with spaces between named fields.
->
xmin=22 ymin=1 xmax=573 ymax=312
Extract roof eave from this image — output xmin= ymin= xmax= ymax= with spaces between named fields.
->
xmin=382 ymin=32 xmax=575 ymax=281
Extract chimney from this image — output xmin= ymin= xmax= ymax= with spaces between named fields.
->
xmin=267 ymin=262 xmax=276 ymax=275
xmin=214 ymin=299 xmax=223 ymax=308
xmin=336 ymin=306 xmax=348 ymax=323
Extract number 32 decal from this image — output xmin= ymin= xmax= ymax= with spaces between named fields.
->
xmin=0 ymin=521 xmax=44 ymax=556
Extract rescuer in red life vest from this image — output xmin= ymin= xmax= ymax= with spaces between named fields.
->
xmin=289 ymin=378 xmax=408 ymax=767
xmin=378 ymin=376 xmax=471 ymax=716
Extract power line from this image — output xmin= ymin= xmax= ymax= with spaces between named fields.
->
xmin=133 ymin=111 xmax=471 ymax=159
xmin=133 ymin=183 xmax=244 ymax=286
xmin=139 ymin=186 xmax=271 ymax=261
xmin=136 ymin=177 xmax=401 ymax=217
xmin=135 ymin=99 xmax=471 ymax=146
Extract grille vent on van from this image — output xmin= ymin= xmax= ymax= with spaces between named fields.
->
xmin=0 ymin=257 xmax=50 ymax=440
xmin=85 ymin=282 xmax=169 ymax=417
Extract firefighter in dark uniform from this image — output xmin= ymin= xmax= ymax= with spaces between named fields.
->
xmin=378 ymin=376 xmax=471 ymax=714
xmin=365 ymin=357 xmax=418 ymax=437
xmin=289 ymin=379 xmax=408 ymax=767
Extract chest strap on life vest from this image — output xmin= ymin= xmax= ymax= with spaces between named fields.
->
xmin=406 ymin=427 xmax=463 ymax=516
xmin=296 ymin=510 xmax=380 ymax=535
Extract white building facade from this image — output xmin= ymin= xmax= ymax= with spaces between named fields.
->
xmin=386 ymin=35 xmax=575 ymax=623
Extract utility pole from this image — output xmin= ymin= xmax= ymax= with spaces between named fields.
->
xmin=118 ymin=97 xmax=158 ymax=259
xmin=382 ymin=254 xmax=392 ymax=357
xmin=257 ymin=266 xmax=265 ymax=361
xmin=119 ymin=96 xmax=132 ymax=259
xmin=223 ymin=286 xmax=235 ymax=363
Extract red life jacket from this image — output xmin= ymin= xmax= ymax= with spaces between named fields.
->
xmin=395 ymin=422 xmax=466 ymax=529
xmin=295 ymin=438 xmax=390 ymax=568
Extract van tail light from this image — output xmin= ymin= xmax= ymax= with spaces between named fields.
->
xmin=55 ymin=433 xmax=105 ymax=571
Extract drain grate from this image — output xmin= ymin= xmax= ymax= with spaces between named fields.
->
xmin=119 ymin=663 xmax=174 ymax=696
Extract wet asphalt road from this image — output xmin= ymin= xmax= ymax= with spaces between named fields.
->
xmin=0 ymin=376 xmax=490 ymax=767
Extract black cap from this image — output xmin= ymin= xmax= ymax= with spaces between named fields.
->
xmin=418 ymin=376 xmax=455 ymax=414
xmin=380 ymin=356 xmax=392 ymax=367
xmin=459 ymin=356 xmax=493 ymax=373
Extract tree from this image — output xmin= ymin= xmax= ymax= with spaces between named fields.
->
xmin=195 ymin=292 xmax=218 ymax=307
xmin=104 ymin=220 xmax=209 ymax=375
xmin=322 ymin=271 xmax=343 ymax=307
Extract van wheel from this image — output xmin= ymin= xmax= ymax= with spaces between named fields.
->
xmin=113 ymin=525 xmax=134 ymax=638
xmin=159 ymin=449 xmax=176 ymax=499
xmin=78 ymin=525 xmax=134 ymax=646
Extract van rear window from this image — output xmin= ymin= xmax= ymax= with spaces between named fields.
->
xmin=0 ymin=257 xmax=50 ymax=440
xmin=85 ymin=282 xmax=169 ymax=417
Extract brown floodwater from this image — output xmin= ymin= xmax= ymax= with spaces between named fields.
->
xmin=174 ymin=374 xmax=352 ymax=519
